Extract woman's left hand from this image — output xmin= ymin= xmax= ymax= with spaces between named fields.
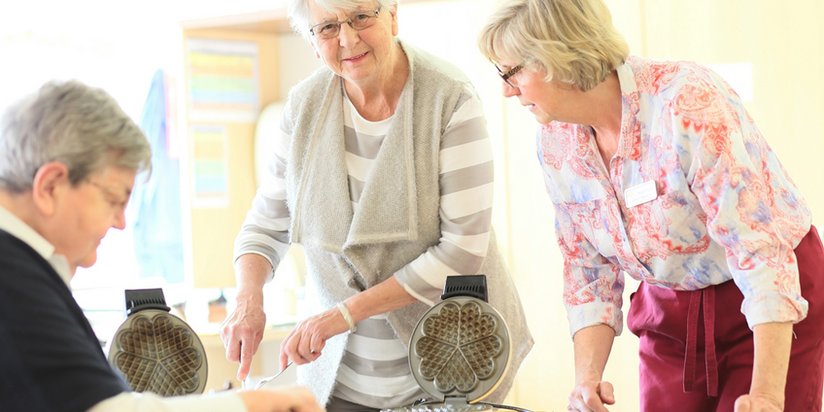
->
xmin=279 ymin=306 xmax=349 ymax=369
xmin=733 ymin=394 xmax=783 ymax=412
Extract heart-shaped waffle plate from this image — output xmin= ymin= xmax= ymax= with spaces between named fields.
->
xmin=408 ymin=296 xmax=511 ymax=404
xmin=107 ymin=290 xmax=208 ymax=396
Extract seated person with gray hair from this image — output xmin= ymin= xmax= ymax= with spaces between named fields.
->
xmin=0 ymin=80 xmax=324 ymax=412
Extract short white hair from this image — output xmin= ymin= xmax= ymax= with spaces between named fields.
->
xmin=0 ymin=80 xmax=151 ymax=192
xmin=288 ymin=0 xmax=398 ymax=40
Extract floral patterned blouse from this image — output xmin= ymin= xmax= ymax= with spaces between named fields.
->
xmin=538 ymin=56 xmax=812 ymax=336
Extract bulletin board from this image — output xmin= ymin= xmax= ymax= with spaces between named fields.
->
xmin=182 ymin=28 xmax=280 ymax=289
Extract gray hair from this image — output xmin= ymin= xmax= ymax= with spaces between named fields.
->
xmin=478 ymin=0 xmax=628 ymax=91
xmin=0 ymin=80 xmax=151 ymax=193
xmin=288 ymin=0 xmax=398 ymax=40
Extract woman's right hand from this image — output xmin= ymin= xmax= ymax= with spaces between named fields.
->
xmin=567 ymin=380 xmax=615 ymax=412
xmin=238 ymin=386 xmax=324 ymax=412
xmin=221 ymin=288 xmax=267 ymax=382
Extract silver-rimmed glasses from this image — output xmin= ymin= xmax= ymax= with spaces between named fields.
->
xmin=309 ymin=7 xmax=382 ymax=40
xmin=88 ymin=180 xmax=130 ymax=214
xmin=496 ymin=63 xmax=524 ymax=88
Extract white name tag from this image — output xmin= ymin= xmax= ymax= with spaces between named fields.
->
xmin=624 ymin=180 xmax=657 ymax=208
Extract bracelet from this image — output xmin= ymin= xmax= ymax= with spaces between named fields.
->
xmin=337 ymin=302 xmax=357 ymax=333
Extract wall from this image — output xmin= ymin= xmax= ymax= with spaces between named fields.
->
xmin=639 ymin=0 xmax=824 ymax=221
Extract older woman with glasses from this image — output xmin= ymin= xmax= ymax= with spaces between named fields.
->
xmin=220 ymin=0 xmax=533 ymax=411
xmin=0 ymin=80 xmax=323 ymax=412
xmin=479 ymin=0 xmax=824 ymax=411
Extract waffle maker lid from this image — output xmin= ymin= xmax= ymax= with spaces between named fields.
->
xmin=408 ymin=275 xmax=511 ymax=405
xmin=107 ymin=288 xmax=208 ymax=396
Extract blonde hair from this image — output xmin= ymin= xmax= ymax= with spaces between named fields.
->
xmin=478 ymin=0 xmax=628 ymax=91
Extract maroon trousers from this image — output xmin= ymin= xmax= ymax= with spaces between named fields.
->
xmin=627 ymin=227 xmax=824 ymax=411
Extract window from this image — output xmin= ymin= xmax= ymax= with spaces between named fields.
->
xmin=0 ymin=2 xmax=188 ymax=342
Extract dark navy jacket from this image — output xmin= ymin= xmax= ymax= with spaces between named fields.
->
xmin=0 ymin=230 xmax=128 ymax=412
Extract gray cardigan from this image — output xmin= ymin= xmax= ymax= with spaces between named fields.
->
xmin=278 ymin=41 xmax=533 ymax=404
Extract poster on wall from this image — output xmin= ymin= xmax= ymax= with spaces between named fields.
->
xmin=191 ymin=124 xmax=229 ymax=208
xmin=186 ymin=38 xmax=260 ymax=123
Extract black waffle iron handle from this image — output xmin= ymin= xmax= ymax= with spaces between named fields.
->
xmin=440 ymin=274 xmax=488 ymax=302
xmin=125 ymin=288 xmax=171 ymax=316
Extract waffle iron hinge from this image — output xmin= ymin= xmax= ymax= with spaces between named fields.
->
xmin=444 ymin=395 xmax=472 ymax=403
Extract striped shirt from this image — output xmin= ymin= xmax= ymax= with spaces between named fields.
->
xmin=235 ymin=87 xmax=494 ymax=408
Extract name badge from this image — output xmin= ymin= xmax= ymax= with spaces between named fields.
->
xmin=624 ymin=180 xmax=657 ymax=208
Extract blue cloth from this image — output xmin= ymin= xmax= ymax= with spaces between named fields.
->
xmin=131 ymin=69 xmax=184 ymax=283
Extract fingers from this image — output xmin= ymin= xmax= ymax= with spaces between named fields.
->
xmin=279 ymin=348 xmax=291 ymax=371
xmin=222 ymin=307 xmax=266 ymax=381
xmin=221 ymin=304 xmax=266 ymax=363
xmin=237 ymin=360 xmax=250 ymax=382
xmin=568 ymin=381 xmax=613 ymax=412
xmin=734 ymin=395 xmax=752 ymax=412
xmin=221 ymin=316 xmax=240 ymax=362
xmin=224 ymin=323 xmax=263 ymax=381
xmin=223 ymin=329 xmax=242 ymax=363
xmin=569 ymin=395 xmax=604 ymax=412
xmin=567 ymin=389 xmax=587 ymax=411
xmin=734 ymin=394 xmax=782 ymax=412
xmin=286 ymin=333 xmax=321 ymax=365
xmin=598 ymin=381 xmax=615 ymax=405
xmin=237 ymin=338 xmax=259 ymax=381
xmin=297 ymin=329 xmax=314 ymax=361
xmin=280 ymin=330 xmax=299 ymax=366
xmin=280 ymin=317 xmax=330 ymax=366
xmin=276 ymin=305 xmax=344 ymax=368
xmin=310 ymin=335 xmax=326 ymax=357
xmin=581 ymin=390 xmax=610 ymax=412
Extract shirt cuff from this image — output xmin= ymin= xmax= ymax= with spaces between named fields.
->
xmin=567 ymin=301 xmax=623 ymax=338
xmin=741 ymin=292 xmax=808 ymax=329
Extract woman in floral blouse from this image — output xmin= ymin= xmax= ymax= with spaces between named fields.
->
xmin=479 ymin=0 xmax=824 ymax=411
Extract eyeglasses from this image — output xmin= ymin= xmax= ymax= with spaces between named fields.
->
xmin=496 ymin=63 xmax=524 ymax=88
xmin=88 ymin=180 xmax=130 ymax=214
xmin=309 ymin=7 xmax=382 ymax=40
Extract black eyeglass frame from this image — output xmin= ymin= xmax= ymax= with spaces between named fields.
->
xmin=309 ymin=6 xmax=382 ymax=39
xmin=497 ymin=63 xmax=524 ymax=88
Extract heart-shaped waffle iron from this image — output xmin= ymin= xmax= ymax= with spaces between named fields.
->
xmin=107 ymin=288 xmax=208 ymax=396
xmin=392 ymin=275 xmax=531 ymax=412
xmin=413 ymin=298 xmax=507 ymax=398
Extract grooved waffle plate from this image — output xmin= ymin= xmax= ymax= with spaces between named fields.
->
xmin=408 ymin=296 xmax=511 ymax=404
xmin=107 ymin=309 xmax=208 ymax=396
